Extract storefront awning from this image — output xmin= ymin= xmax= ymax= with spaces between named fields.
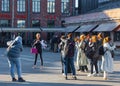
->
xmin=0 ymin=28 xmax=65 ymax=32
xmin=65 ymin=25 xmax=80 ymax=32
xmin=75 ymin=24 xmax=97 ymax=32
xmin=93 ymin=23 xmax=120 ymax=32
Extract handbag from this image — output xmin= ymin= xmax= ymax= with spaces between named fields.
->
xmin=31 ymin=48 xmax=38 ymax=54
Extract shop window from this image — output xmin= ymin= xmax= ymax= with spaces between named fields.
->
xmin=17 ymin=20 xmax=25 ymax=28
xmin=32 ymin=20 xmax=40 ymax=27
xmin=114 ymin=32 xmax=120 ymax=41
xmin=47 ymin=20 xmax=55 ymax=28
xmin=0 ymin=20 xmax=11 ymax=27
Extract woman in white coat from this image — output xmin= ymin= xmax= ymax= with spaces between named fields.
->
xmin=76 ymin=35 xmax=88 ymax=72
xmin=101 ymin=37 xmax=116 ymax=80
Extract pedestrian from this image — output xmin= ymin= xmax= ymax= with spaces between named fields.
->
xmin=97 ymin=33 xmax=104 ymax=73
xmin=59 ymin=35 xmax=66 ymax=74
xmin=87 ymin=35 xmax=99 ymax=77
xmin=76 ymin=34 xmax=88 ymax=72
xmin=61 ymin=33 xmax=77 ymax=80
xmin=101 ymin=37 xmax=116 ymax=80
xmin=32 ymin=33 xmax=43 ymax=69
xmin=7 ymin=36 xmax=25 ymax=82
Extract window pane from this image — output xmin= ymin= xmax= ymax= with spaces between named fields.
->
xmin=32 ymin=20 xmax=40 ymax=27
xmin=114 ymin=32 xmax=120 ymax=41
xmin=47 ymin=20 xmax=55 ymax=28
xmin=47 ymin=0 xmax=55 ymax=13
xmin=17 ymin=20 xmax=25 ymax=28
xmin=32 ymin=0 xmax=40 ymax=12
xmin=0 ymin=20 xmax=11 ymax=27
xmin=2 ymin=0 xmax=10 ymax=12
xmin=61 ymin=0 xmax=69 ymax=14
xmin=17 ymin=0 xmax=26 ymax=12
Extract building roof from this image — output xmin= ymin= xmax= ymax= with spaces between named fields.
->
xmin=64 ymin=8 xmax=120 ymax=25
xmin=89 ymin=0 xmax=120 ymax=13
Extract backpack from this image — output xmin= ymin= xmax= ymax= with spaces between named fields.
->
xmin=65 ymin=39 xmax=75 ymax=57
xmin=99 ymin=45 xmax=104 ymax=55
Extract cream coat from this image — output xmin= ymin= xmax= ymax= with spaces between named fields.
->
xmin=101 ymin=42 xmax=116 ymax=73
xmin=76 ymin=41 xmax=88 ymax=67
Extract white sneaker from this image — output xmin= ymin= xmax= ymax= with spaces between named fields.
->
xmin=32 ymin=65 xmax=37 ymax=69
xmin=62 ymin=73 xmax=65 ymax=76
xmin=87 ymin=73 xmax=93 ymax=77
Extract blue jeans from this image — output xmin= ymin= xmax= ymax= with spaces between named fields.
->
xmin=8 ymin=57 xmax=22 ymax=78
xmin=64 ymin=57 xmax=76 ymax=76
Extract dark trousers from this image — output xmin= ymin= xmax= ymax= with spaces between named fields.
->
xmin=34 ymin=52 xmax=43 ymax=66
xmin=90 ymin=59 xmax=98 ymax=74
xmin=80 ymin=66 xmax=88 ymax=72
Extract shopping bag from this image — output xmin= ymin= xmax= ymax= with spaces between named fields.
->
xmin=31 ymin=48 xmax=38 ymax=54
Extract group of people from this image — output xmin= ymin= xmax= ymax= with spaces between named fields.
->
xmin=6 ymin=32 xmax=116 ymax=82
xmin=59 ymin=33 xmax=116 ymax=80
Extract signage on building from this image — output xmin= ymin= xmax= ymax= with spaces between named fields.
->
xmin=0 ymin=14 xmax=11 ymax=18
xmin=16 ymin=15 xmax=27 ymax=19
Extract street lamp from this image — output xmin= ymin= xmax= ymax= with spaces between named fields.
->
xmin=12 ymin=0 xmax=14 ymax=28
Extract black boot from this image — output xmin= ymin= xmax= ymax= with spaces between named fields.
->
xmin=12 ymin=78 xmax=17 ymax=82
xmin=18 ymin=77 xmax=26 ymax=82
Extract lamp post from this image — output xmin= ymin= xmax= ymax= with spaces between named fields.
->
xmin=12 ymin=0 xmax=14 ymax=28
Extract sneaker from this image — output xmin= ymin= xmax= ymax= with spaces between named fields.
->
xmin=32 ymin=65 xmax=37 ymax=69
xmin=12 ymin=78 xmax=17 ymax=82
xmin=62 ymin=73 xmax=65 ymax=76
xmin=73 ymin=76 xmax=77 ymax=80
xmin=18 ymin=78 xmax=26 ymax=82
xmin=87 ymin=73 xmax=93 ymax=77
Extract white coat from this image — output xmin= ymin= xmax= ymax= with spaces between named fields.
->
xmin=101 ymin=42 xmax=116 ymax=73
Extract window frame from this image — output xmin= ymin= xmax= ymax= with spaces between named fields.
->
xmin=47 ymin=0 xmax=55 ymax=13
xmin=0 ymin=19 xmax=11 ymax=27
xmin=61 ymin=0 xmax=70 ymax=14
xmin=32 ymin=0 xmax=41 ymax=13
xmin=17 ymin=0 xmax=26 ymax=12
xmin=47 ymin=19 xmax=55 ymax=28
xmin=32 ymin=20 xmax=40 ymax=27
xmin=1 ymin=0 xmax=10 ymax=12
xmin=17 ymin=20 xmax=26 ymax=28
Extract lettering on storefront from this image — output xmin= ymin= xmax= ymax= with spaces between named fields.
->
xmin=16 ymin=15 xmax=27 ymax=19
xmin=0 ymin=14 xmax=11 ymax=18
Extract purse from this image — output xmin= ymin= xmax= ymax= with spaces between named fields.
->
xmin=31 ymin=48 xmax=38 ymax=54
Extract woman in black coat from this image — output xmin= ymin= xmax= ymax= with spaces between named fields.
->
xmin=32 ymin=33 xmax=43 ymax=69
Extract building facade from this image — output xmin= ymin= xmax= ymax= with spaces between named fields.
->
xmin=0 ymin=0 xmax=75 ymax=46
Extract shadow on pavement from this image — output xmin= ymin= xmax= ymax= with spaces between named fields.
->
xmin=0 ymin=81 xmax=112 ymax=86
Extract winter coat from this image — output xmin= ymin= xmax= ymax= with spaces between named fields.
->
xmin=76 ymin=41 xmax=88 ymax=66
xmin=33 ymin=39 xmax=42 ymax=53
xmin=101 ymin=42 xmax=116 ymax=72
xmin=7 ymin=36 xmax=23 ymax=58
